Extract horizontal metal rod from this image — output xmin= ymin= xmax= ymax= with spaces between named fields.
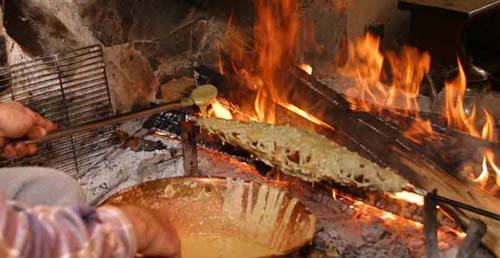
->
xmin=24 ymin=100 xmax=190 ymax=145
xmin=1 ymin=46 xmax=102 ymax=73
xmin=429 ymin=193 xmax=500 ymax=221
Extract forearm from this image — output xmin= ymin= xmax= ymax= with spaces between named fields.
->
xmin=0 ymin=192 xmax=136 ymax=258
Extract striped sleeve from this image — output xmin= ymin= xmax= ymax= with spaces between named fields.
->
xmin=0 ymin=192 xmax=137 ymax=258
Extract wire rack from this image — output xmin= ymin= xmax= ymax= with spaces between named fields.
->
xmin=0 ymin=45 xmax=117 ymax=177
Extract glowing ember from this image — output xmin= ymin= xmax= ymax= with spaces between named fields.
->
xmin=381 ymin=212 xmax=397 ymax=221
xmin=281 ymin=103 xmax=334 ymax=130
xmin=208 ymin=100 xmax=233 ymax=120
xmin=299 ymin=63 xmax=313 ymax=75
xmin=390 ymin=191 xmax=424 ymax=206
xmin=413 ymin=221 xmax=424 ymax=229
xmin=353 ymin=201 xmax=364 ymax=206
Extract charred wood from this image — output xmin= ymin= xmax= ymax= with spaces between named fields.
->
xmin=457 ymin=219 xmax=487 ymax=258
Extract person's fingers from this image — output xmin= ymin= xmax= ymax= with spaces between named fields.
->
xmin=0 ymin=103 xmax=35 ymax=138
xmin=14 ymin=142 xmax=28 ymax=157
xmin=27 ymin=127 xmax=48 ymax=140
xmin=0 ymin=142 xmax=35 ymax=159
xmin=30 ymin=111 xmax=58 ymax=132
xmin=45 ymin=121 xmax=58 ymax=132
xmin=148 ymin=220 xmax=181 ymax=258
xmin=27 ymin=144 xmax=38 ymax=155
xmin=1 ymin=144 xmax=17 ymax=159
xmin=120 ymin=206 xmax=181 ymax=258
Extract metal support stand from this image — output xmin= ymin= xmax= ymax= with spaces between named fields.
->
xmin=424 ymin=190 xmax=441 ymax=258
xmin=181 ymin=113 xmax=198 ymax=176
xmin=424 ymin=190 xmax=489 ymax=258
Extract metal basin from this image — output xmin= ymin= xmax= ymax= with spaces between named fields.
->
xmin=102 ymin=176 xmax=317 ymax=258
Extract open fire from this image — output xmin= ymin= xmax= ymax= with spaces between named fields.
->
xmin=199 ymin=1 xmax=500 ymax=254
xmin=338 ymin=34 xmax=500 ymax=191
xmin=3 ymin=0 xmax=499 ymax=256
xmin=208 ymin=0 xmax=499 ymax=194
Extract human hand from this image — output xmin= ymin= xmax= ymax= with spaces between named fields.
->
xmin=119 ymin=205 xmax=181 ymax=258
xmin=0 ymin=102 xmax=57 ymax=158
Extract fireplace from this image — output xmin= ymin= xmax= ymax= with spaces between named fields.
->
xmin=1 ymin=0 xmax=499 ymax=257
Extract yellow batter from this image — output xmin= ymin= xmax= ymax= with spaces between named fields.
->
xmin=198 ymin=117 xmax=408 ymax=192
xmin=181 ymin=234 xmax=277 ymax=258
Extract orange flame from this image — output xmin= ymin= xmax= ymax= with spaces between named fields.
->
xmin=442 ymin=60 xmax=498 ymax=190
xmin=475 ymin=149 xmax=500 ymax=189
xmin=339 ymin=34 xmax=431 ymax=115
xmin=338 ymin=34 xmax=438 ymax=143
xmin=225 ymin=0 xmax=334 ymax=130
xmin=208 ymin=100 xmax=233 ymax=120
xmin=486 ymin=150 xmax=500 ymax=187
xmin=217 ymin=45 xmax=225 ymax=75
xmin=339 ymin=33 xmax=384 ymax=113
xmin=442 ymin=60 xmax=497 ymax=142
xmin=474 ymin=155 xmax=489 ymax=187
xmin=251 ymin=0 xmax=300 ymax=123
xmin=443 ymin=60 xmax=482 ymax=138
xmin=403 ymin=120 xmax=437 ymax=144
xmin=482 ymin=111 xmax=496 ymax=142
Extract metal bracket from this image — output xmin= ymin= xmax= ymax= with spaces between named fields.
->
xmin=181 ymin=113 xmax=198 ymax=176
xmin=424 ymin=190 xmax=441 ymax=258
xmin=424 ymin=190 xmax=488 ymax=258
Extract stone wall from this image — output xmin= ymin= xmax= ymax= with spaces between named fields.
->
xmin=1 ymin=0 xmax=346 ymax=112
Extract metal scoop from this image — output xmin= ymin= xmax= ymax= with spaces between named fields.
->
xmin=25 ymin=84 xmax=218 ymax=145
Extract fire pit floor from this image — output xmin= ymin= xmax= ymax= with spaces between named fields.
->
xmin=78 ymin=120 xmax=478 ymax=258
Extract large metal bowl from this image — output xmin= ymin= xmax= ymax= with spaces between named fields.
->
xmin=102 ymin=176 xmax=317 ymax=258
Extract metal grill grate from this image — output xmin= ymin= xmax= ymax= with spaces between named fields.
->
xmin=0 ymin=45 xmax=117 ymax=177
